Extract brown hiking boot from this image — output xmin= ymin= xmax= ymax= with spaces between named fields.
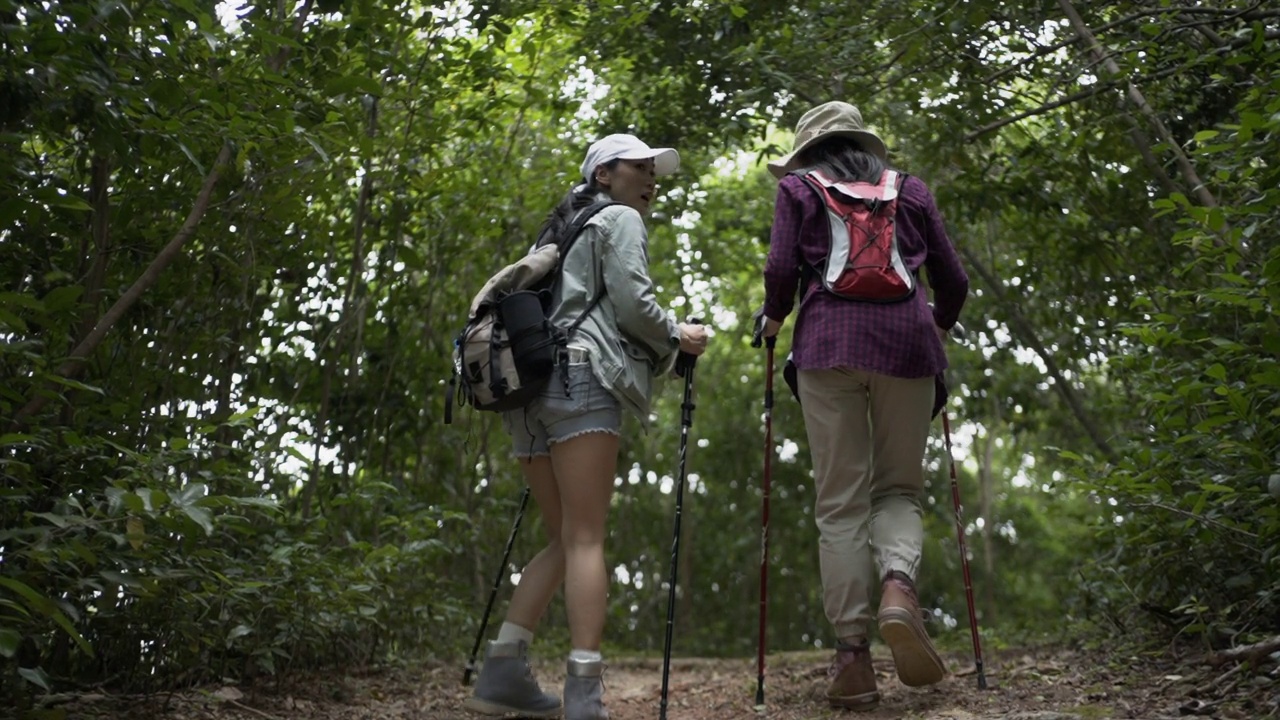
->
xmin=877 ymin=570 xmax=946 ymax=687
xmin=825 ymin=640 xmax=879 ymax=710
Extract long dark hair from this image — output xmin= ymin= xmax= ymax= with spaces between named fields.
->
xmin=535 ymin=158 xmax=621 ymax=246
xmin=796 ymin=136 xmax=886 ymax=183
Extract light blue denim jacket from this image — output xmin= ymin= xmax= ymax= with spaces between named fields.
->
xmin=549 ymin=200 xmax=681 ymax=423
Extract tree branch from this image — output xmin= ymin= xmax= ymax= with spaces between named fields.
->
xmin=1133 ymin=502 xmax=1259 ymax=540
xmin=1206 ymin=635 xmax=1280 ymax=667
xmin=1057 ymin=0 xmax=1225 ymax=221
xmin=980 ymin=4 xmax=1275 ymax=85
xmin=960 ymin=247 xmax=1120 ymax=464
xmin=9 ymin=141 xmax=234 ymax=431
xmin=967 ymin=50 xmax=1234 ymax=142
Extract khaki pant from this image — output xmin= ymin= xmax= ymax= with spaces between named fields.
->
xmin=797 ymin=368 xmax=934 ymax=641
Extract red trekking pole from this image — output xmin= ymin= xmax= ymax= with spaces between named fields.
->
xmin=751 ymin=313 xmax=775 ymax=709
xmin=942 ymin=321 xmax=987 ymax=689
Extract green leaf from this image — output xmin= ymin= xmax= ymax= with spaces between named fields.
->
xmin=100 ymin=570 xmax=144 ymax=588
xmin=0 ymin=598 xmax=32 ymax=618
xmin=1206 ymin=363 xmax=1227 ymax=381
xmin=1193 ymin=415 xmax=1234 ymax=432
xmin=0 ymin=198 xmax=30 ymax=226
xmin=0 ymin=579 xmax=93 ymax=656
xmin=104 ymin=487 xmax=128 ymax=514
xmin=29 ymin=512 xmax=69 ymax=528
xmin=0 ymin=307 xmax=29 ymax=332
xmin=45 ymin=193 xmax=93 ymax=212
xmin=18 ymin=666 xmax=51 ymax=691
xmin=176 ymin=142 xmax=206 ymax=174
xmin=0 ymin=291 xmax=44 ymax=312
xmin=323 ymin=75 xmax=382 ymax=97
xmin=122 ymin=492 xmax=144 ymax=513
xmin=174 ymin=483 xmax=208 ymax=507
xmin=0 ymin=433 xmax=39 ymax=446
xmin=299 ymin=132 xmax=331 ymax=163
xmin=0 ymin=628 xmax=21 ymax=658
xmin=0 ymin=577 xmax=52 ymax=610
xmin=227 ymin=406 xmax=260 ymax=424
xmin=42 ymin=285 xmax=84 ymax=312
xmin=41 ymin=374 xmax=106 ymax=396
xmin=181 ymin=505 xmax=214 ymax=535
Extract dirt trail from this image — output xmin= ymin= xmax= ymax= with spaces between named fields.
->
xmin=30 ymin=644 xmax=1277 ymax=720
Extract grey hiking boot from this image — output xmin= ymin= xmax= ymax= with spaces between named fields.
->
xmin=563 ymin=657 xmax=608 ymax=720
xmin=463 ymin=640 xmax=562 ymax=718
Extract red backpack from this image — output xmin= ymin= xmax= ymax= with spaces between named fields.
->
xmin=797 ymin=168 xmax=915 ymax=302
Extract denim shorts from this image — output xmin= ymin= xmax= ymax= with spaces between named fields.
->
xmin=502 ymin=358 xmax=622 ymax=458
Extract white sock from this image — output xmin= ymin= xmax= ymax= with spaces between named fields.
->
xmin=496 ymin=622 xmax=534 ymax=646
xmin=569 ymin=649 xmax=603 ymax=663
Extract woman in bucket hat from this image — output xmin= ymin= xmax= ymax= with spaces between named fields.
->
xmin=759 ymin=101 xmax=969 ymax=709
xmin=464 ymin=133 xmax=709 ymax=720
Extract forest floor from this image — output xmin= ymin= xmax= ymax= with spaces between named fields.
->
xmin=30 ymin=640 xmax=1279 ymax=720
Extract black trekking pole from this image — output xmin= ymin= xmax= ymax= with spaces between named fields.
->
xmin=659 ymin=338 xmax=699 ymax=720
xmin=750 ymin=313 xmax=775 ymax=710
xmin=462 ymin=485 xmax=530 ymax=686
xmin=941 ymin=321 xmax=987 ymax=690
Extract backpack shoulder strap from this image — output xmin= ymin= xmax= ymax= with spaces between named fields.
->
xmin=548 ymin=201 xmax=622 ymax=334
xmin=559 ymin=201 xmax=620 ymax=255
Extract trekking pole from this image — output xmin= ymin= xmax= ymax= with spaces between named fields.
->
xmin=942 ymin=411 xmax=987 ymax=689
xmin=750 ymin=313 xmax=775 ymax=710
xmin=941 ymin=320 xmax=987 ymax=690
xmin=659 ymin=333 xmax=700 ymax=720
xmin=462 ymin=485 xmax=530 ymax=686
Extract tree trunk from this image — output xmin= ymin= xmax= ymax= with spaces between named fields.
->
xmin=300 ymin=359 xmax=332 ymax=521
xmin=78 ymin=153 xmax=112 ymax=345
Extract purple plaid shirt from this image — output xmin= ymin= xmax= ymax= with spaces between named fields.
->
xmin=763 ymin=173 xmax=969 ymax=379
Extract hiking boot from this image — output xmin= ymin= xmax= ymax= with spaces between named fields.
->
xmin=563 ymin=657 xmax=608 ymax=720
xmin=826 ymin=640 xmax=880 ymax=710
xmin=877 ymin=570 xmax=947 ymax=687
xmin=463 ymin=640 xmax=562 ymax=718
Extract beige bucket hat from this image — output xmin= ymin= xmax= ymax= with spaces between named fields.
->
xmin=767 ymin=101 xmax=887 ymax=179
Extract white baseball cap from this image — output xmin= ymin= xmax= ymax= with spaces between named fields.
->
xmin=579 ymin=133 xmax=680 ymax=181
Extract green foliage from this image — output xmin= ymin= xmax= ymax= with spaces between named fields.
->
xmin=2 ymin=0 xmax=1278 ymax=702
xmin=1064 ymin=61 xmax=1280 ymax=643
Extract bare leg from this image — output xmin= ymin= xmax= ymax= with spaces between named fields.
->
xmin=549 ymin=432 xmax=619 ymax=650
xmin=466 ymin=463 xmax=565 ymax=718
xmin=504 ymin=456 xmax=565 ymax=631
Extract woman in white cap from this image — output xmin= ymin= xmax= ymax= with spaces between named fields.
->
xmin=758 ymin=102 xmax=969 ymax=710
xmin=465 ymin=133 xmax=709 ymax=720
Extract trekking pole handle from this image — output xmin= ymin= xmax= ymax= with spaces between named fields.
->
xmin=750 ymin=309 xmax=776 ymax=350
xmin=675 ymin=317 xmax=703 ymax=377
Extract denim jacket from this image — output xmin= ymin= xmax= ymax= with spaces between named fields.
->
xmin=548 ymin=200 xmax=680 ymax=423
